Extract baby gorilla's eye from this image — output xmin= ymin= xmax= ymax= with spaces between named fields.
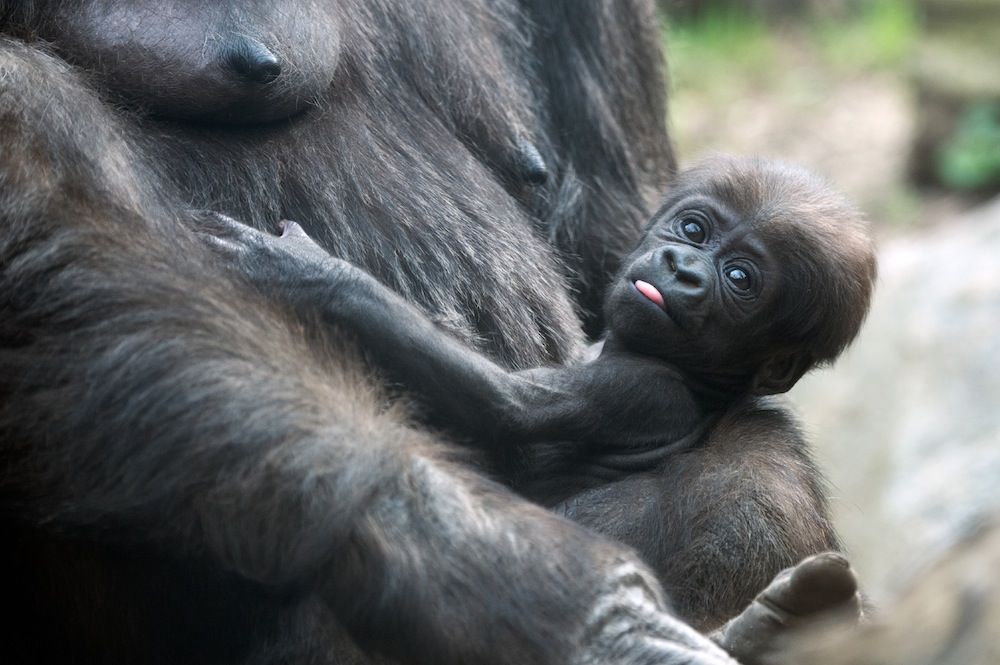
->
xmin=681 ymin=218 xmax=706 ymax=243
xmin=726 ymin=267 xmax=751 ymax=290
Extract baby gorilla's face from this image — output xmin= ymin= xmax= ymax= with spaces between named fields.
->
xmin=604 ymin=191 xmax=783 ymax=381
xmin=604 ymin=155 xmax=875 ymax=396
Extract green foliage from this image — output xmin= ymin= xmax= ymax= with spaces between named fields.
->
xmin=814 ymin=1 xmax=917 ymax=71
xmin=664 ymin=8 xmax=777 ymax=93
xmin=937 ymin=103 xmax=1000 ymax=191
xmin=663 ymin=1 xmax=917 ymax=88
xmin=661 ymin=1 xmax=922 ymax=227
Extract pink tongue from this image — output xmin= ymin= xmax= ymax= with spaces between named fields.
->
xmin=634 ymin=280 xmax=664 ymax=308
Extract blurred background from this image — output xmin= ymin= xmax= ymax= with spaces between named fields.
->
xmin=657 ymin=0 xmax=1000 ymax=603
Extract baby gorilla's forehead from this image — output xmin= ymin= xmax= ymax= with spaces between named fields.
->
xmin=673 ymin=155 xmax=829 ymax=215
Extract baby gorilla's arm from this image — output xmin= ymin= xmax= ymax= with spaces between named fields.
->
xmin=197 ymin=215 xmax=703 ymax=451
xmin=196 ymin=215 xmax=653 ymax=447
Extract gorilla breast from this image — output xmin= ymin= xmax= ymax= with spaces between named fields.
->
xmin=28 ymin=1 xmax=341 ymax=124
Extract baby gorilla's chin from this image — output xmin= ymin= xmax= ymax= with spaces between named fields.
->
xmin=604 ymin=281 xmax=677 ymax=358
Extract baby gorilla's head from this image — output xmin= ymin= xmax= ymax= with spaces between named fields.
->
xmin=605 ymin=154 xmax=877 ymax=396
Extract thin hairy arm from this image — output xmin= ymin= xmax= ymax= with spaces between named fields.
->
xmin=201 ymin=217 xmax=706 ymax=452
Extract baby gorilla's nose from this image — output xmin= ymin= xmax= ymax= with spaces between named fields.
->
xmin=227 ymin=37 xmax=282 ymax=84
xmin=661 ymin=246 xmax=709 ymax=290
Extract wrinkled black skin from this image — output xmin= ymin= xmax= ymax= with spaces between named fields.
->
xmin=0 ymin=1 xmax=836 ymax=664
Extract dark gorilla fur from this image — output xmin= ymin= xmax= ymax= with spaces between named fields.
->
xmin=0 ymin=1 xmax=836 ymax=664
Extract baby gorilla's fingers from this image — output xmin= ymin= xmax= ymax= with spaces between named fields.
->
xmin=189 ymin=213 xmax=349 ymax=299
xmin=194 ymin=211 xmax=272 ymax=243
xmin=271 ymin=220 xmax=339 ymax=268
xmin=279 ymin=219 xmax=309 ymax=238
xmin=187 ymin=211 xmax=277 ymax=266
xmin=199 ymin=233 xmax=243 ymax=258
xmin=710 ymin=552 xmax=862 ymax=665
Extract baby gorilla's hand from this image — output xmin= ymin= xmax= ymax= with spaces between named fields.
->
xmin=193 ymin=211 xmax=354 ymax=298
xmin=195 ymin=211 xmax=333 ymax=269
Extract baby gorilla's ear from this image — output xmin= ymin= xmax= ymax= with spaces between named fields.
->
xmin=750 ymin=351 xmax=813 ymax=396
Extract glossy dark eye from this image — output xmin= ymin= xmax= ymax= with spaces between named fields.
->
xmin=681 ymin=219 xmax=706 ymax=243
xmin=726 ymin=267 xmax=751 ymax=290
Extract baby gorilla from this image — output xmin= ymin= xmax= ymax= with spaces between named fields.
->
xmin=204 ymin=155 xmax=876 ymax=503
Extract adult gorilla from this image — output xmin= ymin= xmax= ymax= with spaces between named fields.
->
xmin=0 ymin=1 xmax=837 ymax=663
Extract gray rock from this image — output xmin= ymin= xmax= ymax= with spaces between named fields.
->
xmin=789 ymin=197 xmax=1000 ymax=600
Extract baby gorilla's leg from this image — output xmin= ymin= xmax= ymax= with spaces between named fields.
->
xmin=711 ymin=552 xmax=862 ymax=665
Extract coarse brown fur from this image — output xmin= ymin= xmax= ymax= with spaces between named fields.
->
xmin=0 ymin=2 xmax=843 ymax=663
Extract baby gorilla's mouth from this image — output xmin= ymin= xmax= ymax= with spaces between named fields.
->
xmin=634 ymin=280 xmax=665 ymax=309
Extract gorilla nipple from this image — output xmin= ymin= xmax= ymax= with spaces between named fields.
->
xmin=516 ymin=138 xmax=549 ymax=186
xmin=227 ymin=37 xmax=282 ymax=84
